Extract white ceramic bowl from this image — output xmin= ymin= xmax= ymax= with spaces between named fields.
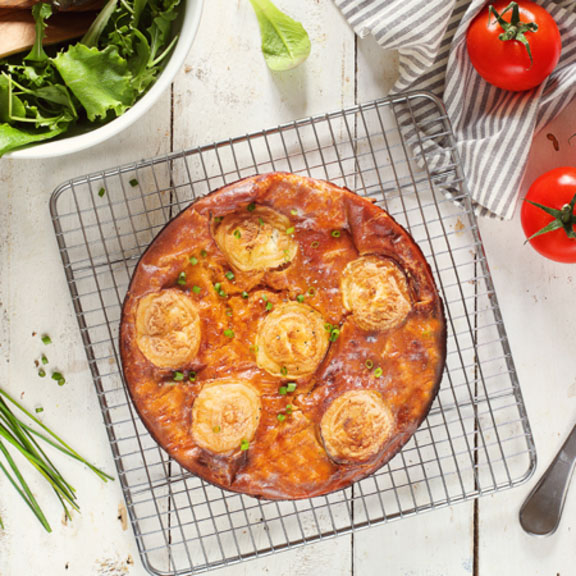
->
xmin=6 ymin=0 xmax=204 ymax=159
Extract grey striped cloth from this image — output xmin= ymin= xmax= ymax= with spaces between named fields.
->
xmin=334 ymin=0 xmax=576 ymax=219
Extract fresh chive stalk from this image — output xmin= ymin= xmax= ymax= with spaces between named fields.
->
xmin=0 ymin=387 xmax=113 ymax=532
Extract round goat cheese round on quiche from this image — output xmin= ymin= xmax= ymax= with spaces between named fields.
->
xmin=320 ymin=390 xmax=395 ymax=464
xmin=255 ymin=302 xmax=329 ymax=380
xmin=120 ymin=172 xmax=446 ymax=500
xmin=191 ymin=380 xmax=261 ymax=454
xmin=341 ymin=255 xmax=412 ymax=331
xmin=214 ymin=205 xmax=298 ymax=272
xmin=135 ymin=289 xmax=201 ymax=368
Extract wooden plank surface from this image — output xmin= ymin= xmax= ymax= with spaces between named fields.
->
xmin=0 ymin=93 xmax=173 ymax=576
xmin=0 ymin=1 xmax=575 ymax=575
xmin=476 ymin=98 xmax=576 ymax=576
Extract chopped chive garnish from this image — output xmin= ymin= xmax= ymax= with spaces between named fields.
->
xmin=286 ymin=404 xmax=293 ymax=414
xmin=233 ymin=229 xmax=242 ymax=239
xmin=189 ymin=256 xmax=198 ymax=266
xmin=277 ymin=413 xmax=286 ymax=422
xmin=331 ymin=230 xmax=341 ymax=238
xmin=41 ymin=355 xmax=48 ymax=365
xmin=214 ymin=216 xmax=223 ymax=224
xmin=278 ymin=386 xmax=287 ymax=395
xmin=307 ymin=287 xmax=316 ymax=296
xmin=249 ymin=344 xmax=259 ymax=354
xmin=129 ymin=178 xmax=138 ymax=187
xmin=329 ymin=328 xmax=340 ymax=342
xmin=51 ymin=372 xmax=65 ymax=386
xmin=286 ymin=382 xmax=297 ymax=393
xmin=201 ymin=249 xmax=208 ymax=258
xmin=173 ymin=371 xmax=184 ymax=381
xmin=38 ymin=368 xmax=46 ymax=378
xmin=240 ymin=439 xmax=250 ymax=451
xmin=280 ymin=366 xmax=288 ymax=377
xmin=214 ymin=282 xmax=221 ymax=292
xmin=310 ymin=241 xmax=320 ymax=249
xmin=189 ymin=371 xmax=197 ymax=382
xmin=177 ymin=272 xmax=187 ymax=286
xmin=41 ymin=335 xmax=52 ymax=345
xmin=286 ymin=227 xmax=295 ymax=235
xmin=374 ymin=367 xmax=383 ymax=378
xmin=290 ymin=209 xmax=298 ymax=215
xmin=98 ymin=187 xmax=106 ymax=198
xmin=296 ymin=294 xmax=305 ymax=303
xmin=258 ymin=217 xmax=265 ymax=226
xmin=241 ymin=291 xmax=249 ymax=299
xmin=225 ymin=271 xmax=235 ymax=281
xmin=35 ymin=407 xmax=44 ymax=414
xmin=324 ymin=323 xmax=333 ymax=332
xmin=192 ymin=285 xmax=201 ymax=294
xmin=213 ymin=425 xmax=221 ymax=433
xmin=224 ymin=329 xmax=235 ymax=339
xmin=226 ymin=308 xmax=233 ymax=317
xmin=365 ymin=359 xmax=374 ymax=370
xmin=283 ymin=249 xmax=290 ymax=261
xmin=265 ymin=302 xmax=273 ymax=311
xmin=262 ymin=294 xmax=268 ymax=302
xmin=247 ymin=202 xmax=256 ymax=212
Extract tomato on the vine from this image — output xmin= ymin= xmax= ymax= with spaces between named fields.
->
xmin=467 ymin=0 xmax=561 ymax=91
xmin=521 ymin=167 xmax=576 ymax=263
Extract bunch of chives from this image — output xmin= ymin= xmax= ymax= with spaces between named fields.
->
xmin=0 ymin=388 xmax=113 ymax=532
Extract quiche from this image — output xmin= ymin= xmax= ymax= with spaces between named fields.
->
xmin=119 ymin=172 xmax=446 ymax=499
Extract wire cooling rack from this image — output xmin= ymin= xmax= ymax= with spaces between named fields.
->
xmin=50 ymin=91 xmax=536 ymax=575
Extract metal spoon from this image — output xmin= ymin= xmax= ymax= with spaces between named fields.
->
xmin=519 ymin=422 xmax=576 ymax=536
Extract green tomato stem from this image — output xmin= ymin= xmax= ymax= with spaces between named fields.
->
xmin=525 ymin=192 xmax=576 ymax=242
xmin=489 ymin=2 xmax=539 ymax=67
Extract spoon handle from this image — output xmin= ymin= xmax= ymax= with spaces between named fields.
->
xmin=0 ymin=10 xmax=94 ymax=59
xmin=519 ymin=423 xmax=576 ymax=536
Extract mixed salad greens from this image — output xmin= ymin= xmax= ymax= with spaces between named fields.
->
xmin=0 ymin=0 xmax=182 ymax=156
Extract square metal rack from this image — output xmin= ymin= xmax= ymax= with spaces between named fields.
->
xmin=50 ymin=91 xmax=536 ymax=576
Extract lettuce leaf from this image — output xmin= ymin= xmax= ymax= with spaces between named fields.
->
xmin=0 ymin=123 xmax=68 ymax=156
xmin=249 ymin=0 xmax=311 ymax=72
xmin=24 ymin=3 xmax=53 ymax=63
xmin=52 ymin=44 xmax=136 ymax=122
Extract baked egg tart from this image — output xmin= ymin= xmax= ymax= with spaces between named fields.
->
xmin=120 ymin=172 xmax=446 ymax=499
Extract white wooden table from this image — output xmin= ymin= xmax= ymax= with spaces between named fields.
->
xmin=1 ymin=1 xmax=575 ymax=575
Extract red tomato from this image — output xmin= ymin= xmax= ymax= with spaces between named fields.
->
xmin=467 ymin=0 xmax=561 ymax=91
xmin=521 ymin=167 xmax=576 ymax=263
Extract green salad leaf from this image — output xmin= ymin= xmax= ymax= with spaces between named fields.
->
xmin=0 ymin=0 xmax=181 ymax=156
xmin=249 ymin=0 xmax=311 ymax=72
xmin=53 ymin=45 xmax=136 ymax=121
xmin=133 ymin=0 xmax=149 ymax=28
xmin=0 ymin=123 xmax=68 ymax=157
xmin=25 ymin=3 xmax=53 ymax=63
xmin=81 ymin=0 xmax=118 ymax=48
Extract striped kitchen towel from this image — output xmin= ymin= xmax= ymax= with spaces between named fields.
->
xmin=334 ymin=0 xmax=576 ymax=219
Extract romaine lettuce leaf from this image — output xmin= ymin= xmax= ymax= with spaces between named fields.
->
xmin=52 ymin=44 xmax=136 ymax=121
xmin=0 ymin=122 xmax=68 ymax=156
xmin=249 ymin=0 xmax=311 ymax=72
